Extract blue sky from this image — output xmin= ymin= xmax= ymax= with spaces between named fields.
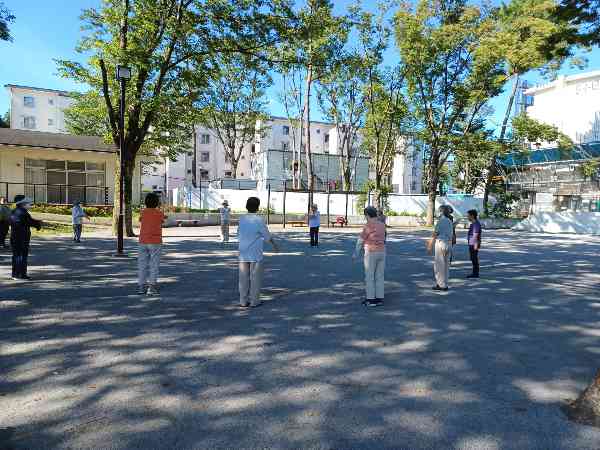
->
xmin=1 ymin=0 xmax=599 ymax=130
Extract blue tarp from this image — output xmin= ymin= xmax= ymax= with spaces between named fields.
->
xmin=500 ymin=141 xmax=600 ymax=167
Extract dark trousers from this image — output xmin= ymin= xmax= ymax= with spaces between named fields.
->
xmin=310 ymin=227 xmax=319 ymax=247
xmin=73 ymin=224 xmax=83 ymax=241
xmin=12 ymin=242 xmax=29 ymax=278
xmin=469 ymin=245 xmax=480 ymax=276
xmin=0 ymin=221 xmax=8 ymax=247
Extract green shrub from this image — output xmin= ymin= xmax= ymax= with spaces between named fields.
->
xmin=30 ymin=204 xmax=113 ymax=217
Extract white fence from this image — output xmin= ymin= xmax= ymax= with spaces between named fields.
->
xmin=172 ymin=186 xmax=484 ymax=218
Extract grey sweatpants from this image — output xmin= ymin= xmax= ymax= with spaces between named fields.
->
xmin=138 ymin=244 xmax=161 ymax=286
xmin=364 ymin=251 xmax=385 ymax=300
xmin=239 ymin=261 xmax=263 ymax=306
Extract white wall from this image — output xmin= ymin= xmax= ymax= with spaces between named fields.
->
xmin=525 ymin=71 xmax=600 ymax=144
xmin=173 ymin=186 xmax=482 ymax=218
xmin=8 ymin=85 xmax=73 ymax=133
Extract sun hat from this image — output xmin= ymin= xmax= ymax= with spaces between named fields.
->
xmin=14 ymin=195 xmax=32 ymax=206
xmin=222 ymin=200 xmax=229 ymax=205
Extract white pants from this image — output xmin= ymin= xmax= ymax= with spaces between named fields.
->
xmin=239 ymin=261 xmax=263 ymax=306
xmin=221 ymin=222 xmax=230 ymax=242
xmin=364 ymin=251 xmax=385 ymax=300
xmin=434 ymin=240 xmax=451 ymax=288
xmin=138 ymin=244 xmax=161 ymax=286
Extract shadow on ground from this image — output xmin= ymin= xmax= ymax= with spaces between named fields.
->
xmin=1 ymin=229 xmax=599 ymax=449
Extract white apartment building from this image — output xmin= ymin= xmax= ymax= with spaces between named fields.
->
xmin=155 ymin=115 xmax=423 ymax=194
xmin=6 ymin=84 xmax=73 ymax=133
xmin=524 ymin=70 xmax=600 ymax=144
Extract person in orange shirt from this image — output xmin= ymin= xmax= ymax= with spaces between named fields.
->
xmin=137 ymin=193 xmax=167 ymax=296
xmin=353 ymin=206 xmax=386 ymax=307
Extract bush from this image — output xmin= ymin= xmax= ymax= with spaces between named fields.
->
xmin=30 ymin=204 xmax=113 ymax=217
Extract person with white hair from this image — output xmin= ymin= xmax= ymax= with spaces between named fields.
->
xmin=219 ymin=200 xmax=231 ymax=242
xmin=9 ymin=195 xmax=42 ymax=280
xmin=308 ymin=204 xmax=320 ymax=247
xmin=427 ymin=205 xmax=454 ymax=291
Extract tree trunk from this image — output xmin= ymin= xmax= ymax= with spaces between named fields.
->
xmin=563 ymin=369 xmax=600 ymax=428
xmin=111 ymin=154 xmax=136 ymax=237
xmin=304 ymin=66 xmax=314 ymax=192
xmin=483 ymin=74 xmax=520 ymax=215
xmin=426 ymin=163 xmax=439 ymax=226
xmin=231 ymin=159 xmax=239 ymax=180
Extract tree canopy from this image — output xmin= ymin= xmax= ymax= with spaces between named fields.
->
xmin=0 ymin=2 xmax=15 ymax=42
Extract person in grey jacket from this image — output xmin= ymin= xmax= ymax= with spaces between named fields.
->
xmin=72 ymin=201 xmax=89 ymax=243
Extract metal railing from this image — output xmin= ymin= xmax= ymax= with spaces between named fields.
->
xmin=0 ymin=182 xmax=110 ymax=205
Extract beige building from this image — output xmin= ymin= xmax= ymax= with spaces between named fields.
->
xmin=5 ymin=84 xmax=74 ymax=133
xmin=0 ymin=129 xmax=143 ymax=205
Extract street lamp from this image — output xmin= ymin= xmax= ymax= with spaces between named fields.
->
xmin=115 ymin=65 xmax=131 ymax=256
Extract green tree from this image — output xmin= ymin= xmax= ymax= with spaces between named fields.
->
xmin=481 ymin=0 xmax=579 ymax=214
xmin=58 ymin=0 xmax=288 ymax=235
xmin=197 ymin=55 xmax=270 ymax=179
xmin=316 ymin=52 xmax=367 ymax=191
xmin=395 ymin=0 xmax=505 ymax=225
xmin=0 ymin=110 xmax=9 ymax=128
xmin=277 ymin=0 xmax=348 ymax=192
xmin=0 ymin=2 xmax=15 ymax=42
xmin=554 ymin=0 xmax=600 ymax=46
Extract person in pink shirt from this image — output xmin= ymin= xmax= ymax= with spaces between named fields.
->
xmin=353 ymin=206 xmax=386 ymax=307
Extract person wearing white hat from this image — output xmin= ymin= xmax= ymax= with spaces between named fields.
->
xmin=219 ymin=200 xmax=231 ymax=242
xmin=9 ymin=195 xmax=42 ymax=280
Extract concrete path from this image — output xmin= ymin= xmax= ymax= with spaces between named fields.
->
xmin=1 ymin=228 xmax=600 ymax=450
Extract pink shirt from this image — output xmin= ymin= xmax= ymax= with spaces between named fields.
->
xmin=360 ymin=220 xmax=386 ymax=252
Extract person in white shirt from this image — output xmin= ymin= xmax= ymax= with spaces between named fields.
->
xmin=238 ymin=197 xmax=279 ymax=308
xmin=71 ymin=201 xmax=89 ymax=243
xmin=219 ymin=200 xmax=231 ymax=242
xmin=307 ymin=204 xmax=320 ymax=247
xmin=427 ymin=205 xmax=454 ymax=291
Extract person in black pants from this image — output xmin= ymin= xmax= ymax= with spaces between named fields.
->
xmin=0 ymin=197 xmax=10 ymax=249
xmin=10 ymin=195 xmax=42 ymax=280
xmin=308 ymin=204 xmax=320 ymax=247
xmin=466 ymin=209 xmax=482 ymax=278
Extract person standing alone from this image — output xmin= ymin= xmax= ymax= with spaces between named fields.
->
xmin=466 ymin=209 xmax=482 ymax=278
xmin=71 ymin=201 xmax=89 ymax=243
xmin=10 ymin=195 xmax=42 ymax=280
xmin=219 ymin=200 xmax=231 ymax=243
xmin=0 ymin=197 xmax=10 ymax=249
xmin=308 ymin=204 xmax=320 ymax=247
xmin=238 ymin=197 xmax=279 ymax=308
xmin=353 ymin=206 xmax=386 ymax=307
xmin=137 ymin=193 xmax=167 ymax=296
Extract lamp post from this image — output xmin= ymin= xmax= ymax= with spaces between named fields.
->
xmin=116 ymin=65 xmax=131 ymax=256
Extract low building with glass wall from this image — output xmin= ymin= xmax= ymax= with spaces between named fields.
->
xmin=0 ymin=128 xmax=144 ymax=205
xmin=500 ymin=141 xmax=600 ymax=214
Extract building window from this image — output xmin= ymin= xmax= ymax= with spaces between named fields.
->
xmin=283 ymin=125 xmax=290 ymax=135
xmin=412 ymin=166 xmax=418 ymax=176
xmin=48 ymin=99 xmax=54 ymax=106
xmin=48 ymin=118 xmax=54 ymax=126
xmin=200 ymin=170 xmax=209 ymax=180
xmin=187 ymin=169 xmax=192 ymax=174
xmin=224 ymin=171 xmax=232 ymax=178
xmin=23 ymin=116 xmax=36 ymax=129
xmin=201 ymin=152 xmax=210 ymax=162
xmin=187 ymin=151 xmax=193 ymax=156
xmin=282 ymin=141 xmax=289 ymax=151
xmin=240 ymin=172 xmax=244 ymax=177
xmin=23 ymin=96 xmax=35 ymax=108
xmin=316 ymin=129 xmax=321 ymax=134
xmin=324 ymin=134 xmax=329 ymax=143
xmin=24 ymin=159 xmax=106 ymax=204
xmin=200 ymin=134 xmax=210 ymax=144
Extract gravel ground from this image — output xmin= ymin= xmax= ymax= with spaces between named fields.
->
xmin=1 ymin=227 xmax=600 ymax=450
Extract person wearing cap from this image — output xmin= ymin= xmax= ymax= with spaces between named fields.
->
xmin=427 ymin=205 xmax=454 ymax=291
xmin=219 ymin=200 xmax=231 ymax=242
xmin=71 ymin=201 xmax=90 ymax=243
xmin=0 ymin=197 xmax=11 ymax=249
xmin=307 ymin=204 xmax=320 ymax=247
xmin=353 ymin=206 xmax=386 ymax=307
xmin=9 ymin=195 xmax=42 ymax=280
